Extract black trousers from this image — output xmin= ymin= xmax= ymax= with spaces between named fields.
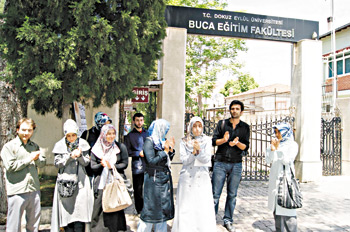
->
xmin=64 ymin=222 xmax=85 ymax=232
xmin=132 ymin=173 xmax=144 ymax=214
xmin=91 ymin=190 xmax=127 ymax=232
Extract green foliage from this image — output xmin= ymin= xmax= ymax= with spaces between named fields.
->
xmin=0 ymin=0 xmax=166 ymax=117
xmin=167 ymin=0 xmax=227 ymax=9
xmin=0 ymin=0 xmax=4 ymax=13
xmin=220 ymin=72 xmax=259 ymax=97
xmin=166 ymin=0 xmax=247 ymax=116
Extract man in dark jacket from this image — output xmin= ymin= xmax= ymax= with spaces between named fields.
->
xmin=212 ymin=100 xmax=250 ymax=232
xmin=124 ymin=113 xmax=148 ymax=214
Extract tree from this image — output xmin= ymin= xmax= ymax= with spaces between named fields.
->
xmin=186 ymin=35 xmax=246 ymax=116
xmin=0 ymin=0 xmax=167 ymax=119
xmin=167 ymin=0 xmax=227 ymax=9
xmin=166 ymin=0 xmax=247 ymax=117
xmin=0 ymin=0 xmax=24 ymax=216
xmin=220 ymin=72 xmax=259 ymax=97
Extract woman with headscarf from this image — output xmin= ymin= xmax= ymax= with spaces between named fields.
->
xmin=266 ymin=123 xmax=298 ymax=232
xmin=137 ymin=119 xmax=175 ymax=232
xmin=90 ymin=124 xmax=128 ymax=232
xmin=51 ymin=119 xmax=93 ymax=232
xmin=81 ymin=112 xmax=112 ymax=178
xmin=171 ymin=117 xmax=216 ymax=232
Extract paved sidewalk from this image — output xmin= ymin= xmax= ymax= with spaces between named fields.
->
xmin=1 ymin=176 xmax=349 ymax=231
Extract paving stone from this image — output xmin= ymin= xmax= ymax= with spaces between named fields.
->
xmin=1 ymin=176 xmax=349 ymax=232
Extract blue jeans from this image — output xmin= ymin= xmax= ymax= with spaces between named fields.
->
xmin=212 ymin=161 xmax=242 ymax=224
xmin=137 ymin=219 xmax=167 ymax=232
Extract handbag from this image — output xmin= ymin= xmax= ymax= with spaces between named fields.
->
xmin=57 ymin=162 xmax=79 ymax=198
xmin=277 ymin=165 xmax=303 ymax=209
xmin=102 ymin=166 xmax=132 ymax=213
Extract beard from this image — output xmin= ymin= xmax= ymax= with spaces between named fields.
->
xmin=134 ymin=124 xmax=142 ymax=129
xmin=230 ymin=113 xmax=240 ymax=119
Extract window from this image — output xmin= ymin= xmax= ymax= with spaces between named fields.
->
xmin=327 ymin=50 xmax=350 ymax=78
xmin=337 ymin=60 xmax=343 ymax=75
xmin=329 ymin=61 xmax=333 ymax=78
xmin=346 ymin=58 xmax=350 ymax=74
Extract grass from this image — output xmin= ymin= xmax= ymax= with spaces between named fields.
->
xmin=39 ymin=174 xmax=56 ymax=207
xmin=0 ymin=175 xmax=56 ymax=225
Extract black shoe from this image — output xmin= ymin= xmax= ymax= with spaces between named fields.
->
xmin=224 ymin=223 xmax=236 ymax=232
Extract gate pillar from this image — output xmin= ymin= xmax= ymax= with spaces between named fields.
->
xmin=291 ymin=39 xmax=323 ymax=182
xmin=158 ymin=27 xmax=187 ymax=177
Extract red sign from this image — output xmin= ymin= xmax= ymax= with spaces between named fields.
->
xmin=132 ymin=87 xmax=149 ymax=103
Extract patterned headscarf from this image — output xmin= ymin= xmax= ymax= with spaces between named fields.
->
xmin=91 ymin=124 xmax=120 ymax=190
xmin=94 ymin=112 xmax=112 ymax=130
xmin=182 ymin=117 xmax=207 ymax=152
xmin=63 ymin=119 xmax=80 ymax=153
xmin=273 ymin=122 xmax=294 ymax=143
xmin=91 ymin=124 xmax=120 ymax=159
xmin=148 ymin=119 xmax=170 ymax=151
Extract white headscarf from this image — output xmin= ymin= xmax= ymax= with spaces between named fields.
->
xmin=63 ymin=119 xmax=79 ymax=136
xmin=52 ymin=119 xmax=90 ymax=154
xmin=182 ymin=116 xmax=207 ymax=153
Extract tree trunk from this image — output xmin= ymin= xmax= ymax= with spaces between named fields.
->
xmin=198 ymin=93 xmax=202 ymax=117
xmin=0 ymin=76 xmax=24 ymax=215
xmin=119 ymin=100 xmax=125 ymax=143
xmin=1 ymin=0 xmax=25 ymax=217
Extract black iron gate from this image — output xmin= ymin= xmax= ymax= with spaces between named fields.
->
xmin=320 ymin=117 xmax=342 ymax=176
xmin=243 ymin=116 xmax=295 ymax=181
xmin=200 ymin=115 xmax=294 ymax=181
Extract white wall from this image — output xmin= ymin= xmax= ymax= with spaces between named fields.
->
xmin=321 ymin=27 xmax=350 ymax=55
xmin=28 ymin=102 xmax=120 ymax=176
xmin=336 ymin=98 xmax=350 ymax=175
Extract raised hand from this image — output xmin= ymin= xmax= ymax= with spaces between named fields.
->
xmin=223 ymin=131 xmax=230 ymax=142
xmin=71 ymin=147 xmax=82 ymax=159
xmin=31 ymin=151 xmax=40 ymax=161
xmin=193 ymin=140 xmax=201 ymax=155
xmin=270 ymin=138 xmax=280 ymax=151
xmin=229 ymin=137 xmax=239 ymax=147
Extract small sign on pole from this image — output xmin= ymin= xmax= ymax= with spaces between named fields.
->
xmin=132 ymin=87 xmax=149 ymax=103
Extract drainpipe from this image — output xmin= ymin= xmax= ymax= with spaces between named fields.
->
xmin=331 ymin=0 xmax=337 ymax=112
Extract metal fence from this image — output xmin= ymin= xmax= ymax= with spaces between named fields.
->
xmin=320 ymin=117 xmax=342 ymax=176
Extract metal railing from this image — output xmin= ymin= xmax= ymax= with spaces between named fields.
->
xmin=320 ymin=117 xmax=342 ymax=176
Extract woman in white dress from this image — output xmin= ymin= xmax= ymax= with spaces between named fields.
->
xmin=266 ymin=123 xmax=298 ymax=232
xmin=172 ymin=116 xmax=216 ymax=232
xmin=51 ymin=119 xmax=93 ymax=232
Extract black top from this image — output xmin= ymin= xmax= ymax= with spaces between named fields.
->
xmin=212 ymin=118 xmax=250 ymax=163
xmin=90 ymin=141 xmax=129 ymax=191
xmin=81 ymin=126 xmax=101 ymax=177
xmin=81 ymin=126 xmax=100 ymax=148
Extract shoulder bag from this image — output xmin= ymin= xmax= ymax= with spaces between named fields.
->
xmin=277 ymin=165 xmax=303 ymax=209
xmin=57 ymin=162 xmax=79 ymax=198
xmin=102 ymin=166 xmax=132 ymax=213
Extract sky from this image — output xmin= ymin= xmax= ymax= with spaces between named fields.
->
xmin=215 ymin=0 xmax=350 ymax=89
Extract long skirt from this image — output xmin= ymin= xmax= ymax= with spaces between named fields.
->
xmin=91 ymin=190 xmax=127 ymax=232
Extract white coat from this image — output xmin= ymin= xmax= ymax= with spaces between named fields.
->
xmin=50 ymin=138 xmax=94 ymax=231
xmin=171 ymin=136 xmax=216 ymax=232
xmin=266 ymin=139 xmax=298 ymax=216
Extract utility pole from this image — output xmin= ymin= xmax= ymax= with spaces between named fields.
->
xmin=330 ymin=0 xmax=338 ymax=113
